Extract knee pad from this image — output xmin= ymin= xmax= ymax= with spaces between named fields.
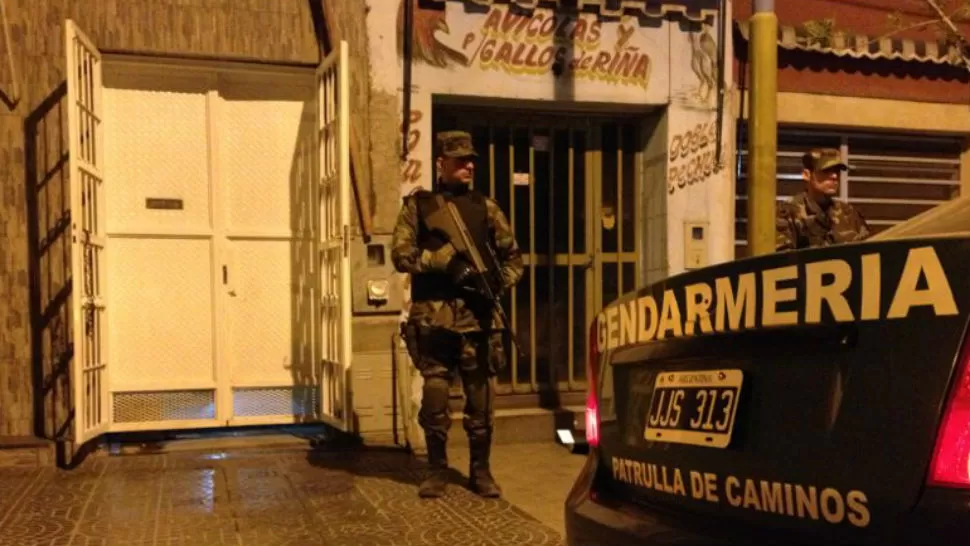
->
xmin=419 ymin=377 xmax=452 ymax=431
xmin=463 ymin=415 xmax=489 ymax=433
xmin=419 ymin=408 xmax=451 ymax=432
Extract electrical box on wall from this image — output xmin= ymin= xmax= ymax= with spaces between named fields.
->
xmin=350 ymin=235 xmax=405 ymax=314
xmin=684 ymin=221 xmax=709 ymax=270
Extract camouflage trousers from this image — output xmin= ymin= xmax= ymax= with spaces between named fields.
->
xmin=403 ymin=324 xmax=505 ymax=444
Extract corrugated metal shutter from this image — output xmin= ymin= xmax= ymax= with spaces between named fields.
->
xmin=735 ymin=125 xmax=962 ymax=257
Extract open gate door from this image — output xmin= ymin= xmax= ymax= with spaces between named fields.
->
xmin=66 ymin=20 xmax=109 ymax=449
xmin=317 ymin=40 xmax=353 ymax=432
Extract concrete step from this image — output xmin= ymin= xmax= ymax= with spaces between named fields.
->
xmin=100 ymin=425 xmax=351 ymax=457
xmin=365 ymin=406 xmax=587 ymax=456
xmin=0 ymin=436 xmax=55 ymax=468
xmin=96 ymin=405 xmax=588 ymax=459
xmin=447 ymin=406 xmax=585 ymax=447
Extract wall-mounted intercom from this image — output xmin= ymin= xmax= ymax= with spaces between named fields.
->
xmin=350 ymin=235 xmax=405 ymax=314
xmin=684 ymin=221 xmax=709 ymax=270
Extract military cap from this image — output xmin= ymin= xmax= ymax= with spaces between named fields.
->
xmin=802 ymin=148 xmax=849 ymax=172
xmin=435 ymin=130 xmax=478 ymax=158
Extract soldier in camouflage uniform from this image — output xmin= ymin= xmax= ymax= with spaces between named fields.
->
xmin=776 ymin=147 xmax=871 ymax=251
xmin=392 ymin=131 xmax=524 ymax=499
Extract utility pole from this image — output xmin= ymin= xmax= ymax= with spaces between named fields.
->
xmin=747 ymin=0 xmax=778 ymax=256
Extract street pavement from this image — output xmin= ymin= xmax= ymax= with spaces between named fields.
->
xmin=0 ymin=439 xmax=587 ymax=545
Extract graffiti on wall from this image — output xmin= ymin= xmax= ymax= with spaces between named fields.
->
xmin=688 ymin=26 xmax=718 ymax=102
xmin=397 ymin=1 xmax=653 ymax=89
xmin=401 ymin=109 xmax=424 ymax=185
xmin=397 ymin=1 xmax=458 ymax=67
xmin=674 ymin=22 xmax=719 ymax=110
xmin=667 ymin=120 xmax=724 ymax=194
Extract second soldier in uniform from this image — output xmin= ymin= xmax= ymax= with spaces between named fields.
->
xmin=776 ymin=147 xmax=870 ymax=251
xmin=392 ymin=131 xmax=524 ymax=499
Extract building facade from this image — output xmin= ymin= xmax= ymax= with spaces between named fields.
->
xmin=0 ymin=0 xmax=737 ymax=463
xmin=732 ymin=0 xmax=970 ymax=256
xmin=383 ymin=0 xmax=737 ymax=425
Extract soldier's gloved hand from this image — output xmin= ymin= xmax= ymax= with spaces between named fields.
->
xmin=447 ymin=257 xmax=475 ymax=285
xmin=422 ymin=244 xmax=457 ymax=272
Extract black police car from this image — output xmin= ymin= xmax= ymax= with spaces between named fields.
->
xmin=565 ymin=196 xmax=970 ymax=545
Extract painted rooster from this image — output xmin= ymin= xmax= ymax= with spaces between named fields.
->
xmin=397 ymin=0 xmax=467 ymax=67
xmin=690 ymin=24 xmax=719 ymax=102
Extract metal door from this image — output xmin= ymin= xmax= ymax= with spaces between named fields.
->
xmin=217 ymin=71 xmax=321 ymax=426
xmin=317 ymin=41 xmax=352 ymax=431
xmin=102 ymin=64 xmax=220 ymax=432
xmin=66 ymin=19 xmax=109 ymax=447
xmin=434 ymin=108 xmax=642 ymax=399
xmin=102 ymin=62 xmax=324 ymax=432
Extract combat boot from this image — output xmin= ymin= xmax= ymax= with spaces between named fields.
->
xmin=418 ymin=436 xmax=449 ymax=498
xmin=468 ymin=437 xmax=501 ymax=498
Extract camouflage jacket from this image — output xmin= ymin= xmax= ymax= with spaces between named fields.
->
xmin=391 ymin=192 xmax=524 ymax=333
xmin=776 ymin=192 xmax=870 ymax=251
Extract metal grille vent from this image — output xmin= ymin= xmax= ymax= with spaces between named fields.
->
xmin=113 ymin=390 xmax=216 ymax=423
xmin=232 ymin=386 xmax=320 ymax=418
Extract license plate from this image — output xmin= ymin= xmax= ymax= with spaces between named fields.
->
xmin=644 ymin=369 xmax=744 ymax=448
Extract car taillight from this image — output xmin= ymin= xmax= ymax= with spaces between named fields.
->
xmin=586 ymin=320 xmax=601 ymax=447
xmin=928 ymin=327 xmax=970 ymax=488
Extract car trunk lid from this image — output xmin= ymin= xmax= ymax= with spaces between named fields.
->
xmin=591 ymin=237 xmax=970 ymax=543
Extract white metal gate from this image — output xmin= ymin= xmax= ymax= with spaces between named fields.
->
xmin=66 ymin=20 xmax=109 ymax=448
xmin=65 ymin=30 xmax=355 ymax=440
xmin=317 ymin=41 xmax=352 ymax=431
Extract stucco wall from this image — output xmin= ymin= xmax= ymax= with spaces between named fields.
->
xmin=322 ymin=0 xmax=393 ymax=235
xmin=0 ymin=0 xmax=319 ymax=439
xmin=665 ymin=11 xmax=736 ymax=275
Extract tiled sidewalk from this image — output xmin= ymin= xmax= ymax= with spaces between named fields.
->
xmin=0 ymin=441 xmax=586 ymax=546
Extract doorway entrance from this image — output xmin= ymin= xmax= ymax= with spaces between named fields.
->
xmin=101 ymin=61 xmax=319 ymax=431
xmin=434 ymin=105 xmax=646 ymax=403
xmin=69 ymin=32 xmax=354 ymax=442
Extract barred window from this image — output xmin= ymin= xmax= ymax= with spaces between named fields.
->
xmin=735 ymin=125 xmax=962 ymax=257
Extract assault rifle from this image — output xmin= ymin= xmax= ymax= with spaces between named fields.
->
xmin=424 ymin=195 xmax=525 ymax=358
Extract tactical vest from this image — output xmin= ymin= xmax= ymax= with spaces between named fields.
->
xmin=411 ymin=188 xmax=493 ymax=303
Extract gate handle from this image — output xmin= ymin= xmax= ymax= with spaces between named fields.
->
xmin=223 ymin=265 xmax=237 ymax=297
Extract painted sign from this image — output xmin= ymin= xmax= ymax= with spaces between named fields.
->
xmin=594 ymin=241 xmax=963 ymax=351
xmin=473 ymin=8 xmax=650 ymax=88
xmin=611 ymin=457 xmax=872 ymax=529
xmin=396 ymin=0 xmax=672 ymax=103
xmin=401 ymin=109 xmax=424 ymax=185
xmin=678 ymin=26 xmax=719 ymax=107
xmin=668 ymin=120 xmax=722 ymax=194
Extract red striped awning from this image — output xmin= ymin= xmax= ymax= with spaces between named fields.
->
xmin=736 ymin=20 xmax=966 ymax=66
